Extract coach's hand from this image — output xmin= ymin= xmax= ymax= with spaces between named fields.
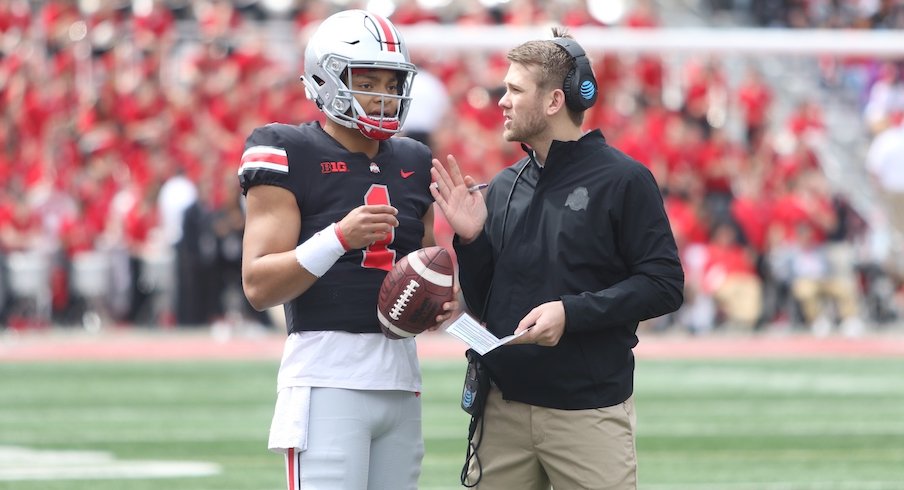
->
xmin=430 ymin=154 xmax=486 ymax=244
xmin=508 ymin=301 xmax=565 ymax=347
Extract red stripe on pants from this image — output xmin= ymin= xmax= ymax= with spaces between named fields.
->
xmin=287 ymin=448 xmax=296 ymax=490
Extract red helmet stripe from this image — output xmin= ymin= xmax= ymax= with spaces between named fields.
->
xmin=372 ymin=14 xmax=397 ymax=52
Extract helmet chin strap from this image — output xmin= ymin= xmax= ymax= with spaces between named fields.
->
xmin=351 ymin=98 xmax=399 ymax=140
xmin=358 ymin=117 xmax=399 ymax=140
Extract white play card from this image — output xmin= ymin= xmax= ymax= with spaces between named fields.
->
xmin=444 ymin=313 xmax=530 ymax=355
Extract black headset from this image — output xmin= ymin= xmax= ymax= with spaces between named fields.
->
xmin=551 ymin=37 xmax=598 ymax=112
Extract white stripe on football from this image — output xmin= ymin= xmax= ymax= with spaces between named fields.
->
xmin=406 ymin=250 xmax=453 ymax=287
xmin=377 ymin=309 xmax=416 ymax=338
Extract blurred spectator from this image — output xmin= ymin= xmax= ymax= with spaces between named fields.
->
xmin=681 ymin=57 xmax=728 ymax=140
xmin=768 ymin=169 xmax=866 ymax=334
xmin=176 ymin=179 xmax=220 ymax=326
xmin=158 ymin=166 xmax=198 ymax=254
xmin=703 ymin=220 xmax=763 ymax=332
xmin=785 ymin=98 xmax=826 ymax=139
xmin=624 ymin=0 xmax=659 ymax=28
xmin=633 ymin=53 xmax=664 ymax=109
xmin=122 ymin=180 xmax=163 ymax=325
xmin=211 ymin=175 xmax=270 ymax=328
xmin=785 ymin=220 xmax=864 ymax=337
xmin=0 ymin=185 xmax=44 ymax=325
xmin=863 ymin=61 xmax=904 ymax=135
xmin=749 ymin=0 xmax=904 ymax=28
xmin=391 ymin=0 xmax=442 ymax=25
xmin=868 ymin=0 xmax=904 ymax=29
xmin=866 ymin=115 xmax=904 ymax=259
xmin=402 ymin=62 xmax=450 ymax=150
xmin=0 ymin=187 xmax=42 ymax=253
xmin=736 ymin=64 xmax=773 ymax=149
xmin=750 ymin=0 xmax=787 ymax=27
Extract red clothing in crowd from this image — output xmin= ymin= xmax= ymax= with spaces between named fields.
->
xmin=624 ymin=2 xmax=659 ymax=28
xmin=665 ymin=195 xmax=709 ymax=246
xmin=635 ymin=55 xmax=664 ymax=101
xmin=132 ymin=2 xmax=174 ymax=38
xmin=58 ymin=213 xmax=101 ymax=258
xmin=769 ymin=192 xmax=833 ymax=244
xmin=787 ymin=101 xmax=826 ymax=136
xmin=731 ymin=194 xmax=773 ymax=253
xmin=703 ymin=243 xmax=756 ymax=292
xmin=612 ymin=118 xmax=654 ymax=168
xmin=737 ymin=75 xmax=773 ymax=131
xmin=0 ymin=201 xmax=42 ymax=252
xmin=697 ymin=133 xmax=739 ymax=194
xmin=0 ymin=1 xmax=30 ymax=33
xmin=124 ymin=198 xmax=159 ymax=252
xmin=767 ymin=144 xmax=821 ymax=187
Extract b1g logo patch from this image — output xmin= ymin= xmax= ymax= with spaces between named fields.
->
xmin=320 ymin=161 xmax=348 ymax=173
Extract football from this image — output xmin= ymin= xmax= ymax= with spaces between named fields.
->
xmin=377 ymin=246 xmax=455 ymax=339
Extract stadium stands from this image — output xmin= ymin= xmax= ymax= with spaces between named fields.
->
xmin=1 ymin=0 xmax=902 ymax=335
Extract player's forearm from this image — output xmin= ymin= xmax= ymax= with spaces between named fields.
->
xmin=243 ymin=221 xmax=348 ymax=310
xmin=242 ymin=251 xmax=319 ymax=311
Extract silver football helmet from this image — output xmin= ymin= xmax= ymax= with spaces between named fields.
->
xmin=302 ymin=10 xmax=417 ymax=140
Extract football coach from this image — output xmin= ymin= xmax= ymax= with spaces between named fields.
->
xmin=430 ymin=28 xmax=684 ymax=489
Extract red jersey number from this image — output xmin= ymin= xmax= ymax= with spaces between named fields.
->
xmin=362 ymin=184 xmax=396 ymax=271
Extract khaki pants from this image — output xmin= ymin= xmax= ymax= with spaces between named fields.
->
xmin=792 ymin=277 xmax=859 ymax=323
xmin=466 ymin=387 xmax=637 ymax=490
xmin=879 ymin=190 xmax=904 ymax=248
xmin=877 ymin=189 xmax=904 ymax=278
xmin=714 ymin=274 xmax=763 ymax=328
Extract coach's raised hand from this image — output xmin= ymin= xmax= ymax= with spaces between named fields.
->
xmin=430 ymin=154 xmax=487 ymax=244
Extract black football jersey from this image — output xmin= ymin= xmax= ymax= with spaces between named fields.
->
xmin=238 ymin=122 xmax=434 ymax=335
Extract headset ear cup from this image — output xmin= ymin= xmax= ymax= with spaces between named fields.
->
xmin=562 ymin=68 xmax=578 ymax=112
xmin=578 ymin=73 xmax=598 ymax=110
xmin=553 ymin=37 xmax=597 ymax=112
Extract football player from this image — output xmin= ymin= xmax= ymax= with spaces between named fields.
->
xmin=238 ymin=10 xmax=455 ymax=490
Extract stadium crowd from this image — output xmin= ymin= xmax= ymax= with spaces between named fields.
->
xmin=735 ymin=0 xmax=904 ymax=29
xmin=1 ymin=0 xmax=901 ymax=335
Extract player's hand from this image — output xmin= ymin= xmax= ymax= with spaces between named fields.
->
xmin=507 ymin=301 xmax=566 ymax=347
xmin=430 ymin=155 xmax=487 ymax=243
xmin=428 ymin=284 xmax=462 ymax=331
xmin=336 ymin=205 xmax=398 ymax=249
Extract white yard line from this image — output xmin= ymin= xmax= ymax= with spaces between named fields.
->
xmin=0 ymin=446 xmax=220 ymax=481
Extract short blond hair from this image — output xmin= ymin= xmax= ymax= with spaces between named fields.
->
xmin=506 ymin=27 xmax=585 ymax=125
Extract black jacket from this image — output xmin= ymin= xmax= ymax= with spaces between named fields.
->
xmin=454 ymin=130 xmax=684 ymax=409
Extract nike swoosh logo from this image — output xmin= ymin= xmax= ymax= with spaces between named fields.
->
xmin=400 ymin=170 xmax=415 ymax=179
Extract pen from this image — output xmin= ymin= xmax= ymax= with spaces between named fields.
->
xmin=432 ymin=182 xmax=489 ymax=193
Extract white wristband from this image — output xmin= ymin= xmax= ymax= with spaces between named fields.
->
xmin=295 ymin=223 xmax=346 ymax=277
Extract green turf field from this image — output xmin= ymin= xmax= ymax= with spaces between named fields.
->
xmin=2 ymin=357 xmax=904 ymax=489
